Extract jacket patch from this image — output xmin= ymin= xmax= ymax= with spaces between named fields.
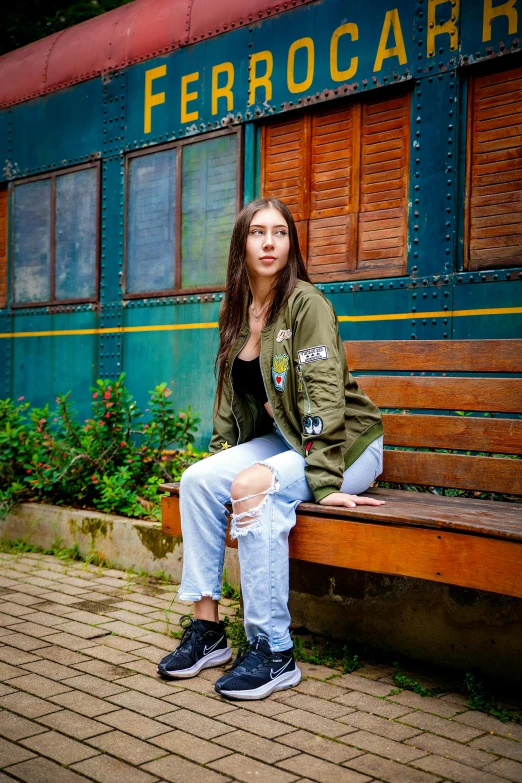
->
xmin=298 ymin=345 xmax=328 ymax=365
xmin=302 ymin=415 xmax=323 ymax=436
xmin=276 ymin=329 xmax=292 ymax=342
xmin=305 ymin=440 xmax=313 ymax=457
xmin=272 ymin=354 xmax=289 ymax=392
xmin=220 ymin=441 xmax=231 ymax=450
xmin=296 ymin=366 xmax=303 ymax=392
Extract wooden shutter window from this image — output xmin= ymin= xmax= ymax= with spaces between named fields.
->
xmin=357 ymin=94 xmax=409 ymax=274
xmin=0 ymin=186 xmax=7 ymax=308
xmin=261 ymin=90 xmax=409 ymax=281
xmin=466 ymin=66 xmax=522 ymax=270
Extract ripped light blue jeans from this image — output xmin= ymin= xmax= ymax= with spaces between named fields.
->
xmin=178 ymin=428 xmax=384 ymax=652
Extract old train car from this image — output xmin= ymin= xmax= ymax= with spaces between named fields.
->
xmin=0 ymin=0 xmax=521 ymax=448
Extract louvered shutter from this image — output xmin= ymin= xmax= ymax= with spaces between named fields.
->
xmin=0 ymin=186 xmax=7 ymax=308
xmin=307 ymin=104 xmax=357 ymax=278
xmin=357 ymin=93 xmax=409 ymax=274
xmin=467 ymin=66 xmax=522 ymax=270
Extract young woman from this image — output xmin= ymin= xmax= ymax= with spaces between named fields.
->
xmin=158 ymin=197 xmax=385 ymax=700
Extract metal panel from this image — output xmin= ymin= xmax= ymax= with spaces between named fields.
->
xmin=55 ymin=168 xmax=98 ymax=300
xmin=12 ymin=179 xmax=52 ymax=304
xmin=127 ymin=148 xmax=177 ymax=293
xmin=99 ymin=156 xmax=124 ymax=379
xmin=453 ymin=279 xmax=522 ymax=339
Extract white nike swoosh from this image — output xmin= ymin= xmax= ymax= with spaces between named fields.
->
xmin=270 ymin=658 xmax=292 ymax=679
xmin=203 ymin=636 xmax=224 ymax=655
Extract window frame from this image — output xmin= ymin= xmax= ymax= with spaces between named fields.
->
xmin=123 ymin=126 xmax=243 ymax=299
xmin=10 ymin=161 xmax=101 ymax=310
xmin=260 ymin=86 xmax=411 ymax=283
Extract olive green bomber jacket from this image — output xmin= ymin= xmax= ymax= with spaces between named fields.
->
xmin=209 ymin=280 xmax=383 ymax=502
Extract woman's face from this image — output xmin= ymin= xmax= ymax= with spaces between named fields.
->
xmin=245 ymin=207 xmax=290 ymax=281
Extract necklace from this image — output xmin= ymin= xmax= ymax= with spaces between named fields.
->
xmin=249 ymin=300 xmax=270 ymax=322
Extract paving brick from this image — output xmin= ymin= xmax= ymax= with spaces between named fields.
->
xmin=339 ymin=729 xmax=426 ymax=764
xmin=64 ymin=673 xmax=128 ymax=698
xmin=79 ymin=644 xmax=139 ymax=664
xmin=33 ymin=646 xmax=88 ymax=666
xmin=456 ymin=711 xmax=522 ymax=742
xmin=72 ymin=753 xmax=159 ymax=783
xmin=389 ymin=691 xmax=461 ymax=718
xmin=9 ymin=622 xmax=62 ymax=640
xmin=5 ymin=757 xmax=92 ymax=783
xmin=299 ymin=662 xmax=344 ymax=680
xmin=20 ymin=729 xmax=100 ymax=764
xmin=275 ymin=708 xmax=354 ymax=739
xmin=470 ymin=734 xmax=522 ymax=762
xmin=112 ymin=673 xmax=177 ymax=698
xmin=294 ymin=679 xmax=348 ymax=700
xmin=340 ymin=712 xmax=421 ymax=741
xmin=97 ymin=708 xmax=172 ymax=739
xmin=72 ymin=660 xmax=131 ymax=680
xmin=31 ymin=602 xmax=73 ymax=617
xmin=97 ymin=621 xmax=149 ymax=639
xmin=19 ymin=612 xmax=69 ymax=628
xmin=119 ymin=659 xmax=160 ymax=678
xmin=87 ymin=729 xmax=168 ymax=764
xmin=0 ymin=601 xmax=34 ymax=617
xmin=0 ymin=736 xmax=35 ymax=768
xmin=0 ymin=712 xmax=47 ymax=740
xmin=0 ymin=662 xmax=25 ymax=680
xmin=277 ymin=729 xmax=363 ymax=764
xmin=137 ymin=633 xmax=178 ymax=651
xmin=0 ymin=612 xmax=24 ymax=628
xmin=107 ymin=690 xmax=178 ymax=717
xmin=0 ymin=633 xmax=51 ymax=651
xmin=332 ymin=691 xmax=410 ymax=719
xmin=37 ymin=709 xmax=110 ymax=740
xmin=346 ymin=752 xmax=441 ymax=783
xmin=413 ymin=754 xmax=508 ymax=783
xmin=276 ymin=693 xmax=353 ymax=719
xmin=215 ymin=728 xmax=299 ymax=764
xmin=405 ymin=731 xmax=497 ymax=768
xmin=110 ymin=600 xmax=161 ymax=615
xmin=150 ymin=729 xmax=232 ymax=763
xmin=144 ymin=754 xmax=231 ymax=783
xmin=221 ymin=708 xmax=297 ymax=739
xmin=5 ymin=673 xmax=72 ymax=698
xmin=484 ymin=758 xmax=522 ymax=783
xmin=331 ymin=674 xmax=394 ymax=698
xmin=0 ymin=648 xmax=40 ymax=666
xmin=39 ymin=592 xmax=84 ymax=605
xmin=277 ymin=752 xmax=371 ymax=783
xmin=42 ymin=632 xmax=101 ymax=651
xmin=0 ymin=685 xmax=14 ymax=697
xmin=164 ymin=690 xmax=237 ymax=717
xmin=0 ymin=692 xmax=62 ymax=718
xmin=231 ymin=697 xmax=295 ymax=718
xmin=49 ymin=690 xmax=120 ymax=718
xmin=156 ymin=709 xmax=234 ymax=740
xmin=101 ymin=635 xmax=146 ymax=652
xmin=55 ymin=621 xmax=112 ymax=640
xmin=21 ymin=660 xmax=80 ymax=681
xmin=398 ymin=711 xmax=485 ymax=742
xmin=209 ymin=752 xmax=297 ymax=783
xmin=105 ymin=609 xmax=158 ymax=626
xmin=62 ymin=609 xmax=115 ymax=625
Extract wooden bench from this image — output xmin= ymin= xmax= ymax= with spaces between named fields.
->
xmin=160 ymin=339 xmax=522 ymax=599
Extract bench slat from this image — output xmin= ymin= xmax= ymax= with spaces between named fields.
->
xmin=358 ymin=376 xmax=521 ymax=412
xmin=383 ymin=413 xmax=522 ymax=454
xmin=381 ymin=450 xmax=521 ymax=494
xmin=346 ymin=339 xmax=522 ymax=372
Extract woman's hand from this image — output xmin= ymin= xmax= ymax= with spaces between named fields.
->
xmin=318 ymin=492 xmax=385 ymax=509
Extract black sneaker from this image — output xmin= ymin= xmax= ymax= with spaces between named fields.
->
xmin=214 ymin=635 xmax=301 ymax=700
xmin=157 ymin=615 xmax=231 ymax=679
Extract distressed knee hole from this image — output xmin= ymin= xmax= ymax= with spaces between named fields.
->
xmin=230 ymin=463 xmax=279 ymax=539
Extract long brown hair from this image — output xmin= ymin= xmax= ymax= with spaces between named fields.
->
xmin=215 ymin=198 xmax=311 ymax=405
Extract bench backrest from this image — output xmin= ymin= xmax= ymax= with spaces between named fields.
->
xmin=345 ymin=339 xmax=522 ymax=496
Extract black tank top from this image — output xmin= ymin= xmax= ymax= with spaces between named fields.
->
xmin=232 ymin=356 xmax=268 ymax=405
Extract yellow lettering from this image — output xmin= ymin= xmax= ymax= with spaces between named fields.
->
xmin=374 ymin=9 xmax=407 ymax=71
xmin=287 ymin=37 xmax=315 ymax=93
xmin=212 ymin=62 xmax=234 ymax=115
xmin=330 ymin=23 xmax=359 ymax=81
xmin=427 ymin=0 xmax=460 ymax=56
xmin=144 ymin=65 xmax=166 ymax=135
xmin=483 ymin=0 xmax=518 ymax=41
xmin=181 ymin=72 xmax=199 ymax=123
xmin=249 ymin=51 xmax=273 ymax=105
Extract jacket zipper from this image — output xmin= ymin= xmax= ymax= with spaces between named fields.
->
xmin=229 ymin=334 xmax=249 ymax=445
xmin=297 ymin=365 xmax=312 ymax=415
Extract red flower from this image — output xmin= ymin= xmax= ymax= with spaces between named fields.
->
xmin=143 ymin=424 xmax=149 ymax=429
xmin=105 ymin=412 xmax=110 ymax=418
xmin=120 ymin=442 xmax=126 ymax=447
xmin=85 ymin=425 xmax=91 ymax=431
xmin=92 ymin=392 xmax=98 ymax=399
xmin=39 ymin=418 xmax=46 ymax=425
xmin=91 ymin=475 xmax=98 ymax=482
xmin=127 ymin=458 xmax=133 ymax=463
xmin=26 ymin=469 xmax=32 ymax=473
xmin=104 ymin=391 xmax=110 ymax=399
xmin=98 ymin=421 xmax=104 ymax=427
xmin=179 ymin=413 xmax=185 ymax=418
xmin=18 ymin=396 xmax=24 ymax=401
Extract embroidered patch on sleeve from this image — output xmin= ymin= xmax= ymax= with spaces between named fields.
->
xmin=220 ymin=441 xmax=231 ymax=450
xmin=272 ymin=354 xmax=289 ymax=392
xmin=298 ymin=345 xmax=328 ymax=365
xmin=305 ymin=440 xmax=313 ymax=457
xmin=276 ymin=329 xmax=292 ymax=342
xmin=302 ymin=415 xmax=323 ymax=435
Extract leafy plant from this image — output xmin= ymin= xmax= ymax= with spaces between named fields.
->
xmin=392 ymin=663 xmax=445 ymax=697
xmin=222 ymin=568 xmax=241 ymax=601
xmin=463 ymin=673 xmax=521 ymax=723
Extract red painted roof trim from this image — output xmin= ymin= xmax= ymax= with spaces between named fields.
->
xmin=0 ymin=0 xmax=313 ymax=109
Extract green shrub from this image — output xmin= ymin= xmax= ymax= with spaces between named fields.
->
xmin=0 ymin=374 xmax=202 ymax=521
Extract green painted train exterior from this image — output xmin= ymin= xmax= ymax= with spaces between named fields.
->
xmin=1 ymin=0 xmax=521 ymax=448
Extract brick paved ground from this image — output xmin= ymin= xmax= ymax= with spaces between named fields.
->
xmin=1 ymin=550 xmax=521 ymax=783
